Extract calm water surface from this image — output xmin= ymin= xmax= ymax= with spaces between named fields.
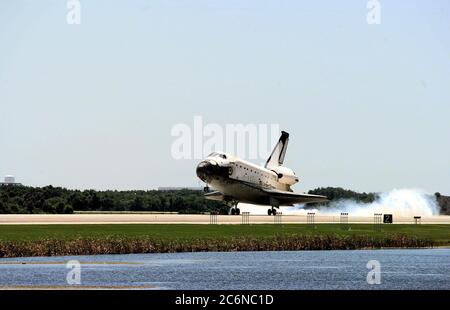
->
xmin=0 ymin=249 xmax=449 ymax=290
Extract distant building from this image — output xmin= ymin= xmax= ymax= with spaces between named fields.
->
xmin=4 ymin=175 xmax=15 ymax=184
xmin=0 ymin=175 xmax=21 ymax=186
xmin=158 ymin=187 xmax=203 ymax=191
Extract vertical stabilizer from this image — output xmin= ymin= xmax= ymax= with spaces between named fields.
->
xmin=265 ymin=131 xmax=289 ymax=169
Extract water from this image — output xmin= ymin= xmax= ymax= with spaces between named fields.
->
xmin=0 ymin=249 xmax=449 ymax=290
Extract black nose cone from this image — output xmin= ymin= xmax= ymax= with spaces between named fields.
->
xmin=196 ymin=161 xmax=212 ymax=182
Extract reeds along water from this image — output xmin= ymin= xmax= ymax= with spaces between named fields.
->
xmin=0 ymin=235 xmax=434 ymax=258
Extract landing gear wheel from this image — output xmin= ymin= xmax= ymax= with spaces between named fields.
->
xmin=226 ymin=200 xmax=240 ymax=215
xmin=272 ymin=209 xmax=277 ymax=216
xmin=268 ymin=209 xmax=272 ymax=216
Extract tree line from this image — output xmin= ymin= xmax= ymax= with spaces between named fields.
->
xmin=0 ymin=185 xmax=226 ymax=214
xmin=307 ymin=187 xmax=377 ymax=204
xmin=0 ymin=185 xmax=448 ymax=215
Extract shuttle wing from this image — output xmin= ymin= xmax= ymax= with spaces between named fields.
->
xmin=205 ymin=180 xmax=328 ymax=206
xmin=260 ymin=188 xmax=329 ymax=206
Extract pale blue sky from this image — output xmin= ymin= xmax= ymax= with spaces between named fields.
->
xmin=1 ymin=1 xmax=449 ymax=193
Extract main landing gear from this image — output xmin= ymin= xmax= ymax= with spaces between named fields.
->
xmin=268 ymin=197 xmax=279 ymax=216
xmin=230 ymin=208 xmax=241 ymax=216
xmin=227 ymin=200 xmax=240 ymax=215
xmin=267 ymin=208 xmax=277 ymax=216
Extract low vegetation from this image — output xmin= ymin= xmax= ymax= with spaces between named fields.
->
xmin=0 ymin=224 xmax=448 ymax=257
xmin=0 ymin=235 xmax=434 ymax=258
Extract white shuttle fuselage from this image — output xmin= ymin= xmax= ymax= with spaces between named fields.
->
xmin=196 ymin=131 xmax=328 ymax=215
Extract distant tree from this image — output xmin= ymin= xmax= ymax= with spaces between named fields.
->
xmin=90 ymin=192 xmax=101 ymax=210
xmin=68 ymin=192 xmax=87 ymax=211
xmin=130 ymin=196 xmax=144 ymax=211
xmin=7 ymin=203 xmax=20 ymax=214
xmin=308 ymin=187 xmax=377 ymax=205
xmin=63 ymin=205 xmax=74 ymax=214
xmin=43 ymin=197 xmax=67 ymax=214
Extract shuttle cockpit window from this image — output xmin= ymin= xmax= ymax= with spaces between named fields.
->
xmin=208 ymin=152 xmax=227 ymax=159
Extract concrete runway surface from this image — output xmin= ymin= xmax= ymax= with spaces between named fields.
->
xmin=0 ymin=214 xmax=449 ymax=224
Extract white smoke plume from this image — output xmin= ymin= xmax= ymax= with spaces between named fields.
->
xmin=239 ymin=189 xmax=440 ymax=216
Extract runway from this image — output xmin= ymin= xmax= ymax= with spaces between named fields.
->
xmin=0 ymin=214 xmax=449 ymax=225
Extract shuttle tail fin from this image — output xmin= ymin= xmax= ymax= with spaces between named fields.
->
xmin=265 ymin=131 xmax=289 ymax=169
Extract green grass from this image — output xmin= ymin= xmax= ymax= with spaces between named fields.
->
xmin=0 ymin=224 xmax=449 ymax=245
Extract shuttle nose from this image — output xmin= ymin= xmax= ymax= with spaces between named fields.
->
xmin=196 ymin=161 xmax=214 ymax=182
xmin=196 ymin=160 xmax=230 ymax=182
